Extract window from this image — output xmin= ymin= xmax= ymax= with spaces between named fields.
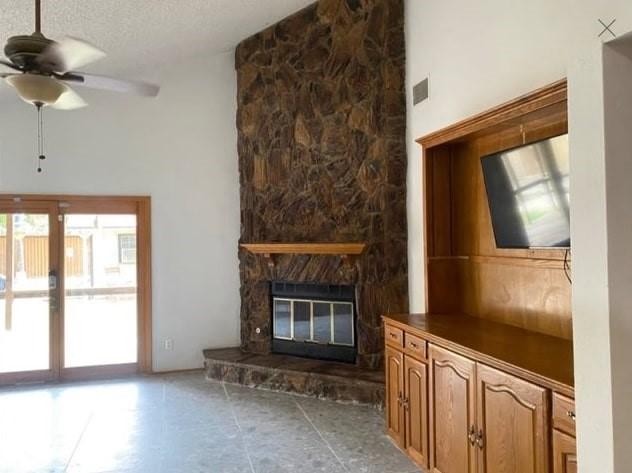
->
xmin=118 ymin=234 xmax=136 ymax=264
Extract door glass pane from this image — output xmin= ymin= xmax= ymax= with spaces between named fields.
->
xmin=273 ymin=299 xmax=291 ymax=339
xmin=333 ymin=303 xmax=353 ymax=345
xmin=293 ymin=301 xmax=310 ymax=341
xmin=313 ymin=302 xmax=331 ymax=343
xmin=64 ymin=214 xmax=137 ymax=368
xmin=0 ymin=213 xmax=50 ymax=373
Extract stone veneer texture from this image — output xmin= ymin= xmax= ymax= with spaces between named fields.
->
xmin=236 ymin=0 xmax=408 ymax=369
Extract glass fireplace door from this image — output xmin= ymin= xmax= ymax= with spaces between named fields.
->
xmin=273 ymin=298 xmax=354 ymax=346
xmin=272 ymin=294 xmax=356 ymax=363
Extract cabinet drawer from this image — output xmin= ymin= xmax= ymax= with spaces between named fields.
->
xmin=385 ymin=324 xmax=404 ymax=348
xmin=404 ymin=333 xmax=426 ymax=360
xmin=553 ymin=393 xmax=576 ymax=437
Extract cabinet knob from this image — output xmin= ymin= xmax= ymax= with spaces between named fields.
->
xmin=468 ymin=425 xmax=477 ymax=446
xmin=476 ymin=429 xmax=485 ymax=450
xmin=566 ymin=410 xmax=576 ymax=421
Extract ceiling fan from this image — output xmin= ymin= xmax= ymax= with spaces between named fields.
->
xmin=0 ymin=0 xmax=160 ymax=171
xmin=0 ymin=0 xmax=160 ymax=108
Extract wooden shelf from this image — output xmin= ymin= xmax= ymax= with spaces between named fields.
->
xmin=427 ymin=254 xmax=571 ymax=270
xmin=240 ymin=242 xmax=366 ymax=267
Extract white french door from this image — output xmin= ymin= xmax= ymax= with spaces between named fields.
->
xmin=0 ymin=201 xmax=59 ymax=384
xmin=0 ymin=196 xmax=151 ymax=385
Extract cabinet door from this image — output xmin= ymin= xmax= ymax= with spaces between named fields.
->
xmin=404 ymin=355 xmax=429 ymax=469
xmin=476 ymin=364 xmax=548 ymax=473
xmin=553 ymin=430 xmax=577 ymax=473
xmin=386 ymin=345 xmax=405 ymax=447
xmin=429 ymin=345 xmax=477 ymax=473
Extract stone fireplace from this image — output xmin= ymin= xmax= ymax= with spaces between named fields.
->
xmin=236 ymin=0 xmax=408 ymax=370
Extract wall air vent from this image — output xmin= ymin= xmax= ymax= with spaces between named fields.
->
xmin=413 ymin=78 xmax=429 ymax=105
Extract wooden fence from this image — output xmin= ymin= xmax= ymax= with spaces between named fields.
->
xmin=0 ymin=236 xmax=84 ymax=278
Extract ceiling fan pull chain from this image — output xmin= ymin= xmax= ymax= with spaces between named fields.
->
xmin=36 ymin=103 xmax=45 ymax=173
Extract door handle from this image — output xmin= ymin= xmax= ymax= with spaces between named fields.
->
xmin=49 ymin=270 xmax=59 ymax=312
xmin=48 ymin=270 xmax=57 ymax=290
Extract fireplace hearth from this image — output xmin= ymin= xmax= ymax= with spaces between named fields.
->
xmin=271 ymin=281 xmax=356 ymax=363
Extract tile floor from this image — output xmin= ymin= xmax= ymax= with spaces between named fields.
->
xmin=0 ymin=372 xmax=421 ymax=473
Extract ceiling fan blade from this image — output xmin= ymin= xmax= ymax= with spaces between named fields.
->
xmin=38 ymin=36 xmax=106 ymax=73
xmin=1 ymin=59 xmax=21 ymax=72
xmin=59 ymin=72 xmax=160 ymax=97
xmin=51 ymin=85 xmax=87 ymax=110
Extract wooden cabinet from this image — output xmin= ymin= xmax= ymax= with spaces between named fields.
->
xmin=552 ymin=394 xmax=577 ymax=473
xmin=385 ymin=345 xmax=405 ymax=447
xmin=393 ymin=81 xmax=575 ymax=473
xmin=429 ymin=348 xmax=548 ymax=473
xmin=404 ymin=355 xmax=429 ymax=466
xmin=429 ymin=345 xmax=476 ymax=473
xmin=384 ymin=315 xmax=576 ymax=473
xmin=476 ymin=364 xmax=548 ymax=473
xmin=385 ymin=326 xmax=429 ymax=469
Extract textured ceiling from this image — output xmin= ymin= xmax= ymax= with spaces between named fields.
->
xmin=0 ymin=0 xmax=314 ymax=76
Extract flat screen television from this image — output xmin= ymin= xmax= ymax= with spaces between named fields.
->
xmin=480 ymin=134 xmax=570 ymax=249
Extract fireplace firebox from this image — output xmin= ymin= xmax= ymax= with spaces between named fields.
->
xmin=271 ymin=281 xmax=356 ymax=363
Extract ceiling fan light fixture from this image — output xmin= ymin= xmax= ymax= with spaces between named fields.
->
xmin=5 ymin=73 xmax=65 ymax=106
xmin=52 ymin=86 xmax=87 ymax=110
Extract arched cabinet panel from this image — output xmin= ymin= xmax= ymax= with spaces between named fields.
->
xmin=476 ymin=364 xmax=548 ymax=473
xmin=429 ymin=345 xmax=477 ymax=473
xmin=405 ymin=355 xmax=429 ymax=468
xmin=385 ymin=345 xmax=405 ymax=447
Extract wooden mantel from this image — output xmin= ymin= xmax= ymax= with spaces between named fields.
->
xmin=240 ymin=242 xmax=367 ymax=267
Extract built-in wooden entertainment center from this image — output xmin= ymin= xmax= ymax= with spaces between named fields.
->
xmin=384 ymin=80 xmax=576 ymax=473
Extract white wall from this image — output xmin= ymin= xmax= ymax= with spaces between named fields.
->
xmin=0 ymin=51 xmax=241 ymax=372
xmin=603 ymin=34 xmax=632 ymax=468
xmin=405 ymin=1 xmax=632 ymax=471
